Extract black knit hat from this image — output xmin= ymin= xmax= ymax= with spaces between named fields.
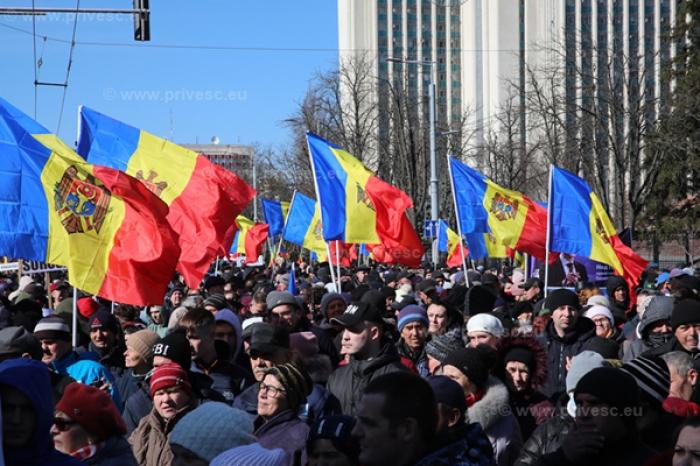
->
xmin=575 ymin=367 xmax=639 ymax=413
xmin=584 ymin=337 xmax=620 ymax=360
xmin=442 ymin=347 xmax=489 ymax=389
xmin=202 ymin=293 xmax=228 ymax=311
xmin=544 ymin=288 xmax=581 ymax=312
xmin=152 ymin=330 xmax=191 ymax=370
xmin=620 ymin=356 xmax=670 ymax=405
xmin=425 ymin=328 xmax=464 ymax=363
xmin=260 ymin=363 xmax=312 ymax=409
xmin=504 ymin=347 xmax=535 ymax=370
xmin=670 ymin=299 xmax=700 ymax=330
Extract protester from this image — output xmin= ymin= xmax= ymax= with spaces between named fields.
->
xmin=426 ymin=301 xmax=462 ymax=336
xmin=425 ymin=327 xmax=465 ymax=375
xmin=307 ymin=415 xmax=360 ymax=466
xmin=623 ymin=295 xmax=674 ymax=362
xmin=34 ymin=316 xmax=93 ymax=373
xmin=52 ymin=382 xmax=137 ymax=465
xmin=661 ymin=351 xmax=700 ymax=417
xmin=672 ymin=418 xmax=700 ymax=466
xmin=644 ymin=299 xmax=700 ymax=357
xmin=396 ymin=304 xmax=430 ymax=375
xmin=466 ymin=313 xmax=505 ymax=349
xmin=606 ymin=276 xmax=630 ymax=324
xmin=583 ymin=305 xmax=621 ymax=341
xmin=145 ymin=306 xmax=168 ymax=338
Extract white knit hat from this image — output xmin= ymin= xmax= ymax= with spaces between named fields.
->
xmin=586 ymin=295 xmax=610 ymax=308
xmin=466 ymin=313 xmax=504 ymax=337
xmin=584 ymin=305 xmax=615 ymax=326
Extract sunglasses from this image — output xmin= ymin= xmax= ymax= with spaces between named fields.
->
xmin=53 ymin=418 xmax=77 ymax=432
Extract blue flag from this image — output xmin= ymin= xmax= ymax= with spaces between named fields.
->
xmin=262 ymin=198 xmax=289 ymax=237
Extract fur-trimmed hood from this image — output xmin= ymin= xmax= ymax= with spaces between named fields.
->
xmin=466 ymin=375 xmax=510 ymax=432
xmin=495 ymin=335 xmax=548 ymax=389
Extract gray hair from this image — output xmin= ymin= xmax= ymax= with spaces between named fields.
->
xmin=661 ymin=351 xmax=694 ymax=377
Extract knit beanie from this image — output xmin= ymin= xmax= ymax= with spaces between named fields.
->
xmin=575 ymin=367 xmax=640 ymax=414
xmin=203 ymin=293 xmax=229 ymax=311
xmin=150 ymin=362 xmax=192 ymax=398
xmin=670 ymin=300 xmax=700 ymax=330
xmin=170 ymin=402 xmax=255 ymax=462
xmin=56 ymin=382 xmax=126 ymax=441
xmin=308 ymin=415 xmax=359 ymax=462
xmin=33 ymin=316 xmax=71 ymax=341
xmin=320 ymin=292 xmax=345 ymax=318
xmin=259 ymin=363 xmax=312 ymax=410
xmin=620 ymin=356 xmax=670 ymax=405
xmin=584 ymin=305 xmax=615 ymax=326
xmin=126 ymin=329 xmax=160 ymax=365
xmin=397 ymin=305 xmax=429 ymax=332
xmin=427 ymin=376 xmax=467 ymax=414
xmin=425 ymin=328 xmax=464 ymax=363
xmin=466 ymin=313 xmax=505 ymax=337
xmin=544 ymin=288 xmax=581 ymax=312
xmin=584 ymin=337 xmax=620 ymax=360
xmin=152 ymin=330 xmax=191 ymax=370
xmin=442 ymin=347 xmax=489 ymax=389
xmin=504 ymin=347 xmax=535 ymax=370
xmin=566 ymin=350 xmax=606 ymax=393
xmin=89 ymin=308 xmax=120 ymax=333
xmin=210 ymin=444 xmax=287 ymax=466
xmin=586 ymin=295 xmax=610 ymax=308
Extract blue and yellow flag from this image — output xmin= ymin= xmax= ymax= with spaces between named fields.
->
xmin=262 ymin=198 xmax=290 ymax=237
xmin=282 ymin=192 xmax=326 ymax=259
xmin=464 ymin=232 xmax=508 ymax=260
xmin=437 ymin=220 xmax=466 ymax=267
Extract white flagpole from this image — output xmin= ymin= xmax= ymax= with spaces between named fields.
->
xmin=446 ymin=154 xmax=470 ymax=287
xmin=325 ymin=242 xmax=338 ymax=290
xmin=71 ymin=286 xmax=78 ymax=349
xmin=274 ymin=191 xmax=295 ymax=266
xmin=335 ymin=240 xmax=342 ymax=291
xmin=544 ymin=165 xmax=553 ymax=297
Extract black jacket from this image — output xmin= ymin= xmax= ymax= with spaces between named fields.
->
xmin=514 ymin=412 xmax=574 ymax=466
xmin=326 ymin=341 xmax=408 ymax=415
xmin=537 ymin=318 xmax=596 ymax=398
xmin=642 ymin=336 xmax=700 ymax=359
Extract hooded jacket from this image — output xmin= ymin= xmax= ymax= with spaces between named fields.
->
xmin=606 ymin=276 xmax=630 ymax=324
xmin=0 ymin=359 xmax=83 ymax=466
xmin=537 ymin=317 xmax=596 ymax=397
xmin=327 ymin=341 xmax=409 ymax=415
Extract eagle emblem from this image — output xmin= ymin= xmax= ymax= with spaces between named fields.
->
xmin=489 ymin=193 xmax=518 ymax=221
xmin=135 ymin=169 xmax=168 ymax=196
xmin=53 ymin=166 xmax=111 ymax=234
xmin=595 ymin=218 xmax=611 ymax=245
xmin=313 ymin=219 xmax=324 ymax=239
xmin=356 ymin=184 xmax=376 ymax=211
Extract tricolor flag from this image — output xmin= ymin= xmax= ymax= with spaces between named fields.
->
xmin=77 ymin=107 xmax=255 ymax=288
xmin=0 ymin=98 xmax=180 ymax=305
xmin=549 ymin=166 xmax=648 ymax=290
xmin=262 ymin=198 xmax=290 ymax=237
xmin=464 ymin=232 xmax=509 ymax=260
xmin=282 ymin=192 xmax=326 ymax=259
xmin=437 ymin=220 xmax=467 ymax=268
xmin=231 ymin=216 xmax=269 ymax=264
xmin=448 ymin=157 xmax=547 ymax=260
xmin=307 ymin=133 xmax=424 ymax=267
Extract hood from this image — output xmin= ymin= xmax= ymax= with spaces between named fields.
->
xmin=638 ymin=296 xmax=674 ymax=337
xmin=467 ymin=376 xmax=510 ymax=432
xmin=496 ymin=336 xmax=548 ymax=389
xmin=0 ymin=359 xmax=54 ymax=463
xmin=606 ymin=276 xmax=630 ymax=308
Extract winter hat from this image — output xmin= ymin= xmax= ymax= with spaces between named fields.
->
xmin=320 ymin=292 xmax=345 ymax=318
xmin=76 ymin=297 xmax=100 ymax=319
xmin=566 ymin=350 xmax=606 ymax=393
xmin=126 ymin=329 xmax=160 ymax=364
xmin=575 ymin=367 xmax=640 ymax=414
xmin=289 ymin=332 xmax=319 ymax=358
xmin=170 ymin=402 xmax=255 ymax=462
xmin=210 ymin=444 xmax=287 ymax=466
xmin=544 ymin=288 xmax=581 ymax=312
xmin=466 ymin=313 xmax=505 ymax=337
xmin=656 ymin=272 xmax=671 ymax=287
xmin=89 ymin=309 xmax=120 ymax=333
xmin=637 ymin=296 xmax=674 ymax=337
xmin=442 ymin=347 xmax=489 ymax=389
xmin=584 ymin=305 xmax=615 ymax=326
xmin=464 ymin=285 xmax=497 ymax=316
xmin=56 ymin=382 xmax=126 ymax=441
xmin=620 ymin=356 xmax=670 ymax=405
xmin=0 ymin=326 xmax=42 ymax=360
xmin=670 ymin=300 xmax=700 ymax=330
xmin=150 ymin=362 xmax=192 ymax=398
xmin=152 ymin=330 xmax=191 ymax=370
xmin=203 ymin=293 xmax=228 ymax=311
xmin=584 ymin=337 xmax=620 ymax=360
xmin=308 ymin=415 xmax=360 ymax=462
xmin=33 ymin=316 xmax=71 ymax=341
xmin=259 ymin=363 xmax=312 ymax=409
xmin=425 ymin=328 xmax=464 ymax=363
xmin=427 ymin=375 xmax=467 ymax=414
xmin=265 ymin=291 xmax=298 ymax=311
xmin=397 ymin=305 xmax=429 ymax=332
xmin=504 ymin=347 xmax=536 ymax=370
xmin=586 ymin=295 xmax=610 ymax=308
xmin=215 ymin=309 xmax=243 ymax=359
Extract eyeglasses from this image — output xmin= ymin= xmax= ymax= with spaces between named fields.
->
xmin=258 ymin=382 xmax=286 ymax=398
xmin=53 ymin=418 xmax=77 ymax=432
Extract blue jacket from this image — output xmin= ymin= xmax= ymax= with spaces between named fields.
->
xmin=254 ymin=409 xmax=309 ymax=465
xmin=65 ymin=359 xmax=122 ymax=409
xmin=85 ymin=436 xmax=137 ymax=466
xmin=0 ymin=359 xmax=83 ymax=466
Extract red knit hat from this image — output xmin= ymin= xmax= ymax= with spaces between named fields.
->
xmin=56 ymin=382 xmax=126 ymax=441
xmin=150 ymin=362 xmax=192 ymax=398
xmin=77 ymin=297 xmax=100 ymax=319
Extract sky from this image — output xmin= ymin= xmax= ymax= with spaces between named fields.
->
xmin=0 ymin=0 xmax=339 ymax=148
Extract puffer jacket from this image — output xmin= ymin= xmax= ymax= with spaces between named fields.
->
xmin=514 ymin=412 xmax=574 ymax=466
xmin=537 ymin=318 xmax=596 ymax=397
xmin=128 ymin=406 xmax=193 ymax=466
xmin=415 ymin=423 xmax=497 ymax=466
xmin=254 ymin=409 xmax=310 ymax=466
xmin=326 ymin=341 xmax=409 ymax=415
xmin=85 ymin=436 xmax=137 ymax=466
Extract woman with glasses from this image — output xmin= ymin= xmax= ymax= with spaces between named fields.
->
xmin=51 ymin=382 xmax=137 ymax=465
xmin=254 ymin=363 xmax=313 ymax=465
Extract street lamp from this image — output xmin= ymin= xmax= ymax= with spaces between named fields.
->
xmin=386 ymin=56 xmax=439 ymax=268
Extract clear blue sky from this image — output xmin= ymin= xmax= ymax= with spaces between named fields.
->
xmin=0 ymin=0 xmax=339 ymax=147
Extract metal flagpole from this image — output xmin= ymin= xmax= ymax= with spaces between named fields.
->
xmin=325 ymin=242 xmax=338 ymax=291
xmin=274 ymin=191 xmax=295 ymax=267
xmin=446 ymin=154 xmax=470 ymax=287
xmin=335 ymin=240 xmax=342 ymax=291
xmin=543 ymin=165 xmax=553 ymax=297
xmin=71 ymin=286 xmax=78 ymax=349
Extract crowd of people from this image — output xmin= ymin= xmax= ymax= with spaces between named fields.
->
xmin=0 ymin=259 xmax=699 ymax=466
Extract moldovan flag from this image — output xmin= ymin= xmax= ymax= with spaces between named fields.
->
xmin=448 ymin=156 xmax=547 ymax=260
xmin=437 ymin=220 xmax=467 ymax=268
xmin=307 ymin=132 xmax=423 ymax=267
xmin=262 ymin=198 xmax=290 ymax=237
xmin=549 ymin=166 xmax=648 ymax=289
xmin=77 ymin=107 xmax=255 ymax=288
xmin=464 ymin=232 xmax=509 ymax=260
xmin=0 ymin=98 xmax=180 ymax=305
xmin=231 ymin=215 xmax=269 ymax=263
xmin=282 ymin=192 xmax=327 ymax=259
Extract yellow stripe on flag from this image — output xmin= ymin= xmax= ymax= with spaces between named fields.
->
xmin=588 ymin=193 xmax=623 ymax=274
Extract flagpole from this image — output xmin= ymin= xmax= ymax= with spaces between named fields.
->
xmin=325 ymin=242 xmax=338 ymax=291
xmin=335 ymin=240 xmax=342 ymax=291
xmin=544 ymin=165 xmax=553 ymax=297
xmin=524 ymin=253 xmax=530 ymax=280
xmin=446 ymin=154 xmax=470 ymax=287
xmin=71 ymin=285 xmax=78 ymax=350
xmin=274 ymin=190 xmax=296 ymax=269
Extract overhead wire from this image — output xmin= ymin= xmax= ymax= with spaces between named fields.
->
xmin=56 ymin=0 xmax=81 ymax=134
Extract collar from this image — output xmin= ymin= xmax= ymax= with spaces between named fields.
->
xmin=70 ymin=442 xmax=104 ymax=461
